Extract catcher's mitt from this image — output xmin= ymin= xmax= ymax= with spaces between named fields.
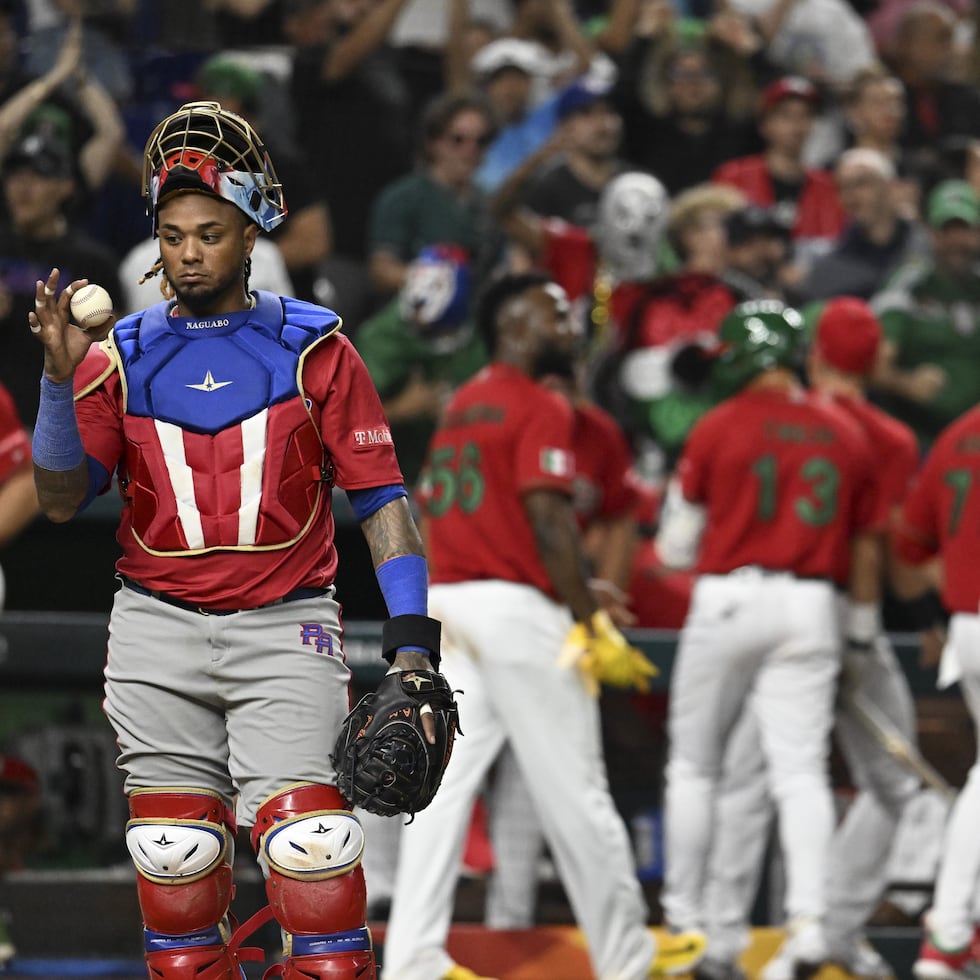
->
xmin=332 ymin=669 xmax=460 ymax=818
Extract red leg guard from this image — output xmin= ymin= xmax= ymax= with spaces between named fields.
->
xmin=253 ymin=784 xmax=367 ymax=934
xmin=254 ymin=784 xmax=375 ymax=979
xmin=280 ymin=950 xmax=376 ymax=979
xmin=128 ymin=789 xmax=237 ymax=975
xmin=146 ymin=945 xmax=239 ymax=979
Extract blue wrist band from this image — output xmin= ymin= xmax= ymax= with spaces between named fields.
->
xmin=376 ymin=554 xmax=428 ymax=617
xmin=376 ymin=554 xmax=430 ymax=658
xmin=32 ymin=376 xmax=85 ymax=471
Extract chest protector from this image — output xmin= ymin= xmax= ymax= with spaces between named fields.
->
xmin=109 ymin=291 xmax=340 ymax=556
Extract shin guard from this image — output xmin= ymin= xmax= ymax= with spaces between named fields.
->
xmin=127 ymin=788 xmax=238 ymax=978
xmin=253 ymin=784 xmax=375 ymax=979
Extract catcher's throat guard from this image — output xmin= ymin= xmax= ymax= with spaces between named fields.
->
xmin=332 ymin=669 xmax=460 ymax=819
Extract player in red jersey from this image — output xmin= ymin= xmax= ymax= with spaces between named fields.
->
xmin=656 ymin=300 xmax=877 ymax=978
xmin=893 ymin=398 xmax=980 ymax=980
xmin=382 ymin=271 xmax=706 ymax=980
xmin=694 ymin=298 xmax=922 ymax=980
xmin=27 ymin=102 xmax=444 ymax=979
xmin=0 ymin=381 xmax=38 ymax=609
xmin=483 ymin=366 xmax=642 ymax=929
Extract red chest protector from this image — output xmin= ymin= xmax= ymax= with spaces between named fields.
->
xmin=107 ymin=292 xmax=339 ymax=555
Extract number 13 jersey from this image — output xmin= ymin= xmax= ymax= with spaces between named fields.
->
xmin=677 ymin=386 xmax=876 ymax=585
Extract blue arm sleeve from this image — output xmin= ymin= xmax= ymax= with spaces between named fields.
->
xmin=376 ymin=554 xmax=428 ymax=617
xmin=346 ymin=483 xmax=407 ymax=521
xmin=32 ymin=376 xmax=84 ymax=470
xmin=79 ymin=456 xmax=111 ymax=511
xmin=376 ymin=554 xmax=430 ymax=658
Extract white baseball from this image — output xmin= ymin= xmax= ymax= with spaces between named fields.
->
xmin=70 ymin=284 xmax=114 ymax=330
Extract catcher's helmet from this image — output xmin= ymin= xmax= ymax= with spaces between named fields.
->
xmin=712 ymin=299 xmax=805 ymax=395
xmin=593 ymin=171 xmax=669 ymax=283
xmin=142 ymin=101 xmax=287 ymax=234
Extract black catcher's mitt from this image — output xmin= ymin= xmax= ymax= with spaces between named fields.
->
xmin=332 ymin=669 xmax=460 ymax=818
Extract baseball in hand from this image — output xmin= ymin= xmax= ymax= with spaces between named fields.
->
xmin=70 ymin=284 xmax=113 ymax=330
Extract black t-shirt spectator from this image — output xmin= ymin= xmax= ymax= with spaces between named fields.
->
xmin=522 ymin=157 xmax=630 ymax=229
xmin=290 ymin=42 xmax=413 ymax=261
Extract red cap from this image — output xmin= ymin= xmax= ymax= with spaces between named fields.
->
xmin=761 ymin=76 xmax=819 ymax=115
xmin=814 ymin=297 xmax=882 ymax=375
xmin=0 ymin=754 xmax=39 ymax=792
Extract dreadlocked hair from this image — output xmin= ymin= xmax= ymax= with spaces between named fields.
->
xmin=137 ymin=257 xmax=175 ymax=301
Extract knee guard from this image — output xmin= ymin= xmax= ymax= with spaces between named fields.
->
xmin=127 ymin=788 xmax=237 ymax=976
xmin=252 ymin=783 xmax=375 ymax=980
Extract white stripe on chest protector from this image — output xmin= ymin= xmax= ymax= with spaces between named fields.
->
xmin=155 ymin=419 xmax=206 ymax=549
xmin=238 ymin=410 xmax=268 ymax=545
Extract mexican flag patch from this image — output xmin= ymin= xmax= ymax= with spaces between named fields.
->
xmin=540 ymin=447 xmax=573 ymax=477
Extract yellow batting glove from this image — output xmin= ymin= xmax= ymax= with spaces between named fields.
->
xmin=558 ymin=611 xmax=658 ymax=694
xmin=558 ymin=619 xmax=600 ymax=697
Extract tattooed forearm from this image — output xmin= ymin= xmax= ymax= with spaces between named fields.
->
xmin=33 ymin=463 xmax=88 ymax=523
xmin=361 ymin=496 xmax=425 ymax=567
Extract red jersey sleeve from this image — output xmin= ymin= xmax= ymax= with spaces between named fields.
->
xmin=302 ymin=334 xmax=405 ymax=490
xmin=514 ymin=386 xmax=576 ymax=497
xmin=893 ymin=453 xmax=944 ymax=566
xmin=73 ymin=344 xmax=125 ymax=484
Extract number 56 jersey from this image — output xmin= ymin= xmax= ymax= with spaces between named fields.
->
xmin=677 ymin=385 xmax=876 ymax=586
xmin=417 ymin=363 xmax=576 ymax=599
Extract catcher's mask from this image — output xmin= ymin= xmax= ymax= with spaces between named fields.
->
xmin=711 ymin=299 xmax=805 ymax=396
xmin=142 ymin=101 xmax=287 ymax=234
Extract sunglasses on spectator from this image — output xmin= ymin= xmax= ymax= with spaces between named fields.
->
xmin=446 ymin=131 xmax=492 ymax=148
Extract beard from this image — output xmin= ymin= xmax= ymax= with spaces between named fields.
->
xmin=169 ymin=265 xmax=245 ymax=315
xmin=532 ymin=345 xmax=577 ymax=381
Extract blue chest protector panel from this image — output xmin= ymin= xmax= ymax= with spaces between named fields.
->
xmin=113 ymin=291 xmax=341 ymax=435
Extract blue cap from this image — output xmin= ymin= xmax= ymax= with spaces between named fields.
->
xmin=556 ymin=75 xmax=613 ymax=120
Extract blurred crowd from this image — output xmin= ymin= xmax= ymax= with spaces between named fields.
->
xmin=0 ymin=0 xmax=978 ymax=633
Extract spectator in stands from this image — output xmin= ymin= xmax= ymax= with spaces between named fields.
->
xmin=841 ymin=66 xmax=921 ymax=218
xmin=356 ymin=244 xmax=487 ymax=485
xmin=490 ymin=139 xmax=671 ymax=354
xmin=713 ymin=76 xmax=847 ymax=276
xmin=520 ymin=73 xmax=630 ymax=230
xmin=799 ymin=147 xmax=932 ymax=302
xmin=507 ymin=0 xmax=602 ymax=97
xmin=871 ymin=179 xmax=980 ymax=452
xmin=0 ymin=14 xmax=124 ymax=223
xmin=887 ymin=1 xmax=980 ymax=186
xmin=613 ymin=12 xmax=762 ymax=196
xmin=464 ymin=38 xmax=558 ymax=193
xmin=728 ymin=0 xmax=877 ymax=86
xmin=194 ymin=54 xmax=330 ymax=302
xmin=720 ymin=203 xmax=795 ymax=301
xmin=615 ymin=182 xmax=745 ymax=463
xmin=207 ymin=0 xmax=288 ymax=47
xmin=22 ymin=0 xmax=136 ymax=103
xmin=367 ymin=91 xmax=495 ymax=298
xmin=0 ymin=125 xmax=121 ymax=427
xmin=287 ymin=0 xmax=414 ymax=269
